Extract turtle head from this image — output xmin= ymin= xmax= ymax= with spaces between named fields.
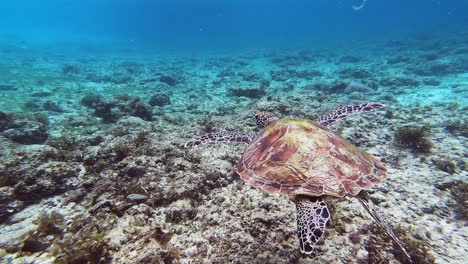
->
xmin=255 ymin=112 xmax=279 ymax=129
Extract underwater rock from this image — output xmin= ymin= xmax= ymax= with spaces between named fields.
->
xmin=229 ymin=87 xmax=265 ymax=98
xmin=126 ymin=194 xmax=148 ymax=201
xmin=81 ymin=92 xmax=105 ymax=108
xmin=0 ymin=214 xmax=37 ymax=252
xmin=343 ymin=81 xmax=374 ymax=93
xmin=0 ymin=84 xmax=17 ymax=91
xmin=421 ymin=52 xmax=440 ymax=61
xmin=86 ymin=72 xmax=133 ymax=84
xmin=82 ymin=93 xmax=154 ymax=122
xmin=13 ymin=161 xmax=81 ymax=202
xmin=269 ymin=55 xmax=302 ymax=66
xmin=61 ymin=64 xmax=80 ymax=75
xmin=409 ymin=63 xmax=458 ymax=76
xmin=338 ymin=68 xmax=371 ymax=79
xmin=380 ymin=76 xmax=419 ymax=87
xmin=149 ymin=93 xmax=171 ymax=107
xmin=165 ymin=199 xmax=196 ymax=224
xmin=386 ymin=56 xmax=410 ymax=64
xmin=0 ymin=187 xmax=23 ymax=223
xmin=270 ymin=69 xmax=322 ymax=81
xmin=125 ymin=98 xmax=153 ymax=121
xmin=2 ymin=119 xmax=48 ymax=144
xmin=20 ymin=211 xmax=65 ymax=254
xmin=313 ymin=81 xmax=348 ymax=94
xmin=339 ymin=55 xmax=362 ymax=63
xmin=30 ymin=91 xmax=52 ymax=97
xmin=114 ymin=116 xmax=154 ymax=133
xmin=238 ymin=71 xmax=262 ymax=82
xmin=81 ymin=93 xmax=119 ymax=122
xmin=23 ymin=99 xmax=42 ymax=111
xmin=118 ymin=61 xmax=146 ymax=75
xmin=159 ymin=75 xmax=177 ymax=86
xmin=0 ymin=112 xmax=14 ymax=132
xmin=217 ymin=69 xmax=235 ymax=77
xmin=42 ymin=100 xmax=64 ymax=113
xmin=422 ymin=78 xmax=441 ymax=86
xmin=94 ymin=101 xmax=118 ymax=122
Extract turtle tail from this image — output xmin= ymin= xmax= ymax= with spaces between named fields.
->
xmin=357 ymin=191 xmax=413 ymax=263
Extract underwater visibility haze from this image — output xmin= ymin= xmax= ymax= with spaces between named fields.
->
xmin=0 ymin=0 xmax=467 ymax=263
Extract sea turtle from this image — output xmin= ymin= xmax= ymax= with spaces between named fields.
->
xmin=185 ymin=102 xmax=411 ymax=260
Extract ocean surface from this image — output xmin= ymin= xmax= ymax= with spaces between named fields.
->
xmin=0 ymin=0 xmax=467 ymax=263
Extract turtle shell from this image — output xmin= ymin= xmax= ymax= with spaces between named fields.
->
xmin=236 ymin=118 xmax=386 ymax=197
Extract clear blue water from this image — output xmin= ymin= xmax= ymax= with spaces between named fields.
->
xmin=1 ymin=0 xmax=467 ymax=51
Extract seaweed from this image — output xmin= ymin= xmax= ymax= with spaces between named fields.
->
xmin=113 ymin=142 xmax=137 ymax=162
xmin=159 ymin=75 xmax=177 ymax=86
xmin=394 ymin=126 xmax=433 ymax=153
xmin=162 ymin=113 xmax=185 ymax=125
xmin=364 ymin=224 xmax=435 ymax=264
xmin=432 ymin=159 xmax=456 ymax=174
xmin=197 ymin=117 xmax=216 ymax=133
xmin=133 ymin=131 xmax=149 ymax=146
xmin=392 ymin=226 xmax=436 ymax=264
xmin=20 ymin=211 xmax=65 ymax=254
xmin=435 ymin=180 xmax=468 ymax=221
xmin=160 ymin=248 xmax=180 ymax=264
xmin=52 ymin=226 xmax=111 ymax=264
xmin=445 ymin=119 xmax=467 ymax=137
xmin=151 ymin=226 xmax=174 ymax=245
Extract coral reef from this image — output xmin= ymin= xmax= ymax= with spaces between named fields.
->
xmin=1 ymin=114 xmax=48 ymax=144
xmin=81 ymin=94 xmax=153 ymax=122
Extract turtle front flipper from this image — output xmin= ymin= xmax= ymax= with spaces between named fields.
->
xmin=294 ymin=196 xmax=331 ymax=254
xmin=316 ymin=102 xmax=385 ymax=127
xmin=184 ymin=131 xmax=254 ymax=148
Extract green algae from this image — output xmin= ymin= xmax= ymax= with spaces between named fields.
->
xmin=394 ymin=125 xmax=433 ymax=153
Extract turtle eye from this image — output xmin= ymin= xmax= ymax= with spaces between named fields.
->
xmin=255 ymin=112 xmax=266 ymax=128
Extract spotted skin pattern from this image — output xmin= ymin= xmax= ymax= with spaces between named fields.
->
xmin=315 ymin=102 xmax=385 ymax=127
xmin=295 ymin=196 xmax=330 ymax=254
xmin=255 ymin=111 xmax=279 ymax=128
xmin=184 ymin=131 xmax=253 ymax=148
xmin=184 ymin=102 xmax=384 ymax=149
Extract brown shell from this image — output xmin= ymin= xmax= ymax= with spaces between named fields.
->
xmin=236 ymin=118 xmax=386 ymax=197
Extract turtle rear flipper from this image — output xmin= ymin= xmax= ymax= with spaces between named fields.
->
xmin=184 ymin=131 xmax=254 ymax=148
xmin=317 ymin=102 xmax=385 ymax=127
xmin=295 ymin=196 xmax=330 ymax=254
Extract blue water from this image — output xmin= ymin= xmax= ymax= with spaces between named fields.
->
xmin=1 ymin=0 xmax=467 ymax=51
